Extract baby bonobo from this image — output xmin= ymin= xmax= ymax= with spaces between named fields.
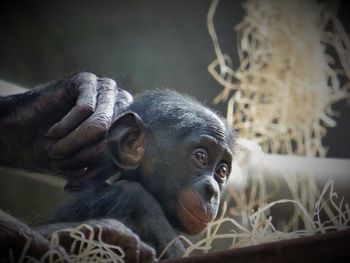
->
xmin=51 ymin=90 xmax=235 ymax=259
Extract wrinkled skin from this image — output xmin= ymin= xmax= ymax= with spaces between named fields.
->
xmin=0 ymin=72 xmax=133 ymax=181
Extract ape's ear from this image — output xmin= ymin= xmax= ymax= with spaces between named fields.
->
xmin=107 ymin=112 xmax=146 ymax=170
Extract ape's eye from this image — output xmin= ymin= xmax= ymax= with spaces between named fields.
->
xmin=215 ymin=163 xmax=229 ymax=181
xmin=192 ymin=149 xmax=208 ymax=167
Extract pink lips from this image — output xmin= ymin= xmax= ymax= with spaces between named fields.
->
xmin=180 ymin=202 xmax=210 ymax=226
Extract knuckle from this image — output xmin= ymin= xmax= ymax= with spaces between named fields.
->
xmin=94 ymin=115 xmax=112 ymax=129
xmin=73 ymin=72 xmax=98 ymax=85
xmin=76 ymin=103 xmax=95 ymax=116
xmin=125 ymin=233 xmax=140 ymax=248
xmin=98 ymin=77 xmax=117 ymax=90
xmin=117 ymin=88 xmax=133 ymax=104
xmin=67 ymin=72 xmax=98 ymax=98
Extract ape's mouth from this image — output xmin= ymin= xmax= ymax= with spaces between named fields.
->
xmin=177 ymin=201 xmax=211 ymax=235
xmin=176 ymin=187 xmax=216 ymax=235
xmin=180 ymin=202 xmax=210 ymax=225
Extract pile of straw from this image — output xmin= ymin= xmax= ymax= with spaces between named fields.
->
xmin=20 ymin=224 xmax=125 ymax=263
xmin=208 ymin=0 xmax=350 ymax=156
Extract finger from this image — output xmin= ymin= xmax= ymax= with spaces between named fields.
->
xmin=139 ymin=242 xmax=157 ymax=263
xmin=51 ymin=140 xmax=107 ymax=171
xmin=122 ymin=237 xmax=140 ymax=263
xmin=48 ymin=78 xmax=117 ymax=159
xmin=47 ymin=72 xmax=98 ymax=139
xmin=112 ymin=88 xmax=133 ymax=121
xmin=46 ymin=105 xmax=93 ymax=138
xmin=74 ymin=72 xmax=98 ymax=108
xmin=100 ymin=221 xmax=141 ymax=263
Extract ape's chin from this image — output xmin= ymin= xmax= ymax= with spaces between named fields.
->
xmin=176 ymin=202 xmax=211 ymax=235
xmin=181 ymin=209 xmax=209 ymax=235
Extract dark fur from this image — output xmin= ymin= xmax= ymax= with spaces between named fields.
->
xmin=52 ymin=90 xmax=235 ymax=258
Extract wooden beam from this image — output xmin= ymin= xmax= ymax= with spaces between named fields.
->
xmin=163 ymin=230 xmax=350 ymax=263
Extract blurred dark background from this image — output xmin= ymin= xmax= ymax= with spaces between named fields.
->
xmin=0 ymin=0 xmax=349 ymax=158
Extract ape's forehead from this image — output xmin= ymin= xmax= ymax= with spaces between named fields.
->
xmin=175 ymin=107 xmax=235 ymax=151
xmin=196 ymin=110 xmax=234 ymax=148
xmin=129 ymin=89 xmax=235 ymax=150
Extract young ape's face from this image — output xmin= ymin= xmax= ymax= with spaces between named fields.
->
xmin=108 ymin=90 xmax=235 ymax=236
xmin=174 ymin=130 xmax=232 ymax=234
xmin=139 ymin=110 xmax=234 ymax=235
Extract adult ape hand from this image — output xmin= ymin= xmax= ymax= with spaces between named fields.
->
xmin=0 ymin=72 xmax=133 ymax=181
xmin=0 ymin=211 xmax=156 ymax=263
xmin=0 ymin=210 xmax=69 ymax=262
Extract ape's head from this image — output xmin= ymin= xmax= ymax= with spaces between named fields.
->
xmin=108 ymin=90 xmax=235 ymax=235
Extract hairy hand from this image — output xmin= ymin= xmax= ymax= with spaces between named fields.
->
xmin=0 ymin=72 xmax=133 ymax=180
xmin=46 ymin=72 xmax=133 ymax=175
xmin=37 ymin=219 xmax=156 ymax=263
xmin=0 ymin=210 xmax=68 ymax=262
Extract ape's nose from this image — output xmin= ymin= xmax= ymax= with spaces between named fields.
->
xmin=203 ymin=177 xmax=219 ymax=201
